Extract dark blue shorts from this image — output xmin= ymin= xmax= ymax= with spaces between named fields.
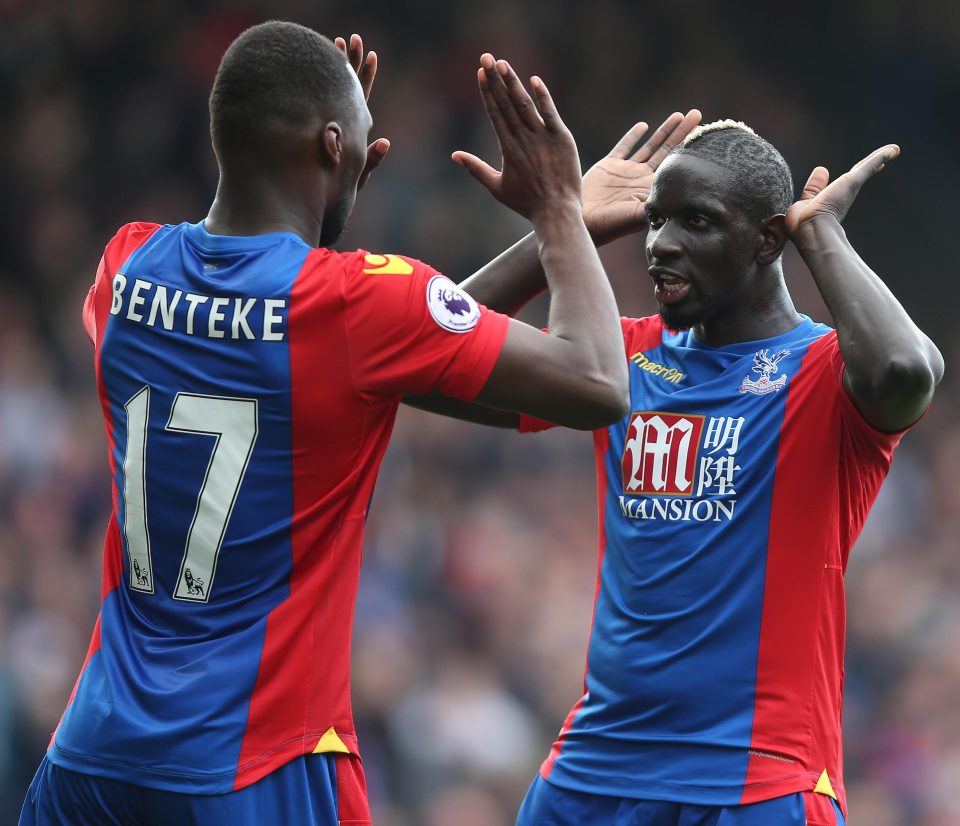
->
xmin=19 ymin=752 xmax=371 ymax=826
xmin=516 ymin=774 xmax=846 ymax=826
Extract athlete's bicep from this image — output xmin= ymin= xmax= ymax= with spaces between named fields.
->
xmin=475 ymin=318 xmax=623 ymax=430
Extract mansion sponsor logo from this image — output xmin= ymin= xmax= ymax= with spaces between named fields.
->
xmin=630 ymin=351 xmax=685 ymax=384
xmin=620 ymin=411 xmax=745 ymax=523
xmin=619 ymin=495 xmax=736 ymax=522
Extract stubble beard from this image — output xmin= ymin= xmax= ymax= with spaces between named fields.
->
xmin=319 ymin=192 xmax=353 ymax=248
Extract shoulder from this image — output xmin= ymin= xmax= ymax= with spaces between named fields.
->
xmin=337 ymin=250 xmax=436 ymax=280
xmin=620 ymin=314 xmax=665 ymax=356
xmin=95 ymin=222 xmax=165 ymax=285
xmin=337 ymin=250 xmax=472 ymax=319
xmin=109 ymin=221 xmax=165 ymax=252
xmin=293 ymin=249 xmax=439 ymax=299
xmin=797 ymin=324 xmax=841 ymax=368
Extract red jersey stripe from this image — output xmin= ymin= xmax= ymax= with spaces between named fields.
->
xmin=741 ymin=334 xmax=843 ymax=810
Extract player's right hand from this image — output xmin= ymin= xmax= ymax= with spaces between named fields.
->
xmin=582 ymin=109 xmax=701 ymax=245
xmin=453 ymin=54 xmax=582 ymax=224
xmin=335 ymin=33 xmax=390 ymax=191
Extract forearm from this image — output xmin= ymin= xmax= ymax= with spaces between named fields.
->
xmin=403 ymin=391 xmax=521 ymax=428
xmin=458 ymin=232 xmax=546 ymax=315
xmin=793 ymin=215 xmax=943 ymax=428
xmin=534 ymin=204 xmax=626 ymax=394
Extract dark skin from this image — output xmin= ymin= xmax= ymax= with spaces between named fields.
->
xmin=785 ymin=147 xmax=943 ymax=431
xmin=405 ymin=109 xmax=703 ymax=427
xmin=208 ymin=35 xmax=629 ymax=429
xmin=643 ymin=153 xmax=802 ymax=344
xmin=409 ymin=138 xmax=943 ymax=433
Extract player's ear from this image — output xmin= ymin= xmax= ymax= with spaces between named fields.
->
xmin=320 ymin=122 xmax=344 ymax=166
xmin=757 ymin=214 xmax=788 ymax=265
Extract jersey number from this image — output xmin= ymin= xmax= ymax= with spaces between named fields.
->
xmin=122 ymin=387 xmax=258 ymax=603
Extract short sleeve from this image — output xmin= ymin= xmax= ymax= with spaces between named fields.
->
xmin=518 ymin=414 xmax=557 ymax=433
xmin=820 ymin=332 xmax=905 ymax=459
xmin=343 ymin=252 xmax=510 ymax=400
xmin=83 ymin=222 xmax=163 ymax=348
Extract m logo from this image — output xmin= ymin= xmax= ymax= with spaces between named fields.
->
xmin=622 ymin=412 xmax=705 ymax=496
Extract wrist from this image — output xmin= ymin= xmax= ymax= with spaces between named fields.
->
xmin=791 ymin=212 xmax=847 ymax=255
xmin=587 ymin=221 xmax=633 ymax=247
xmin=530 ymin=201 xmax=587 ymax=239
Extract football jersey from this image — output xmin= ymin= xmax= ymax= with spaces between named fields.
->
xmin=523 ymin=314 xmax=905 ymax=817
xmin=49 ymin=221 xmax=509 ymax=793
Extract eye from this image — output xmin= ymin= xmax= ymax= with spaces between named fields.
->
xmin=646 ymin=209 xmax=664 ymax=229
xmin=688 ymin=214 xmax=710 ymax=228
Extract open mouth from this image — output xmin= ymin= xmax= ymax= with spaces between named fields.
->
xmin=650 ymin=270 xmax=691 ymax=305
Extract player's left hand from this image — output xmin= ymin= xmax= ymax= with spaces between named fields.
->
xmin=785 ymin=144 xmax=899 ymax=236
xmin=582 ymin=109 xmax=701 ymax=245
xmin=335 ymin=33 xmax=390 ymax=191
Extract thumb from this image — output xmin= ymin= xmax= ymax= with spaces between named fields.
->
xmin=800 ymin=166 xmax=830 ymax=200
xmin=452 ymin=151 xmax=500 ymax=192
xmin=357 ymin=138 xmax=391 ymax=191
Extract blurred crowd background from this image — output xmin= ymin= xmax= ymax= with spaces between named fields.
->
xmin=0 ymin=0 xmax=956 ymax=823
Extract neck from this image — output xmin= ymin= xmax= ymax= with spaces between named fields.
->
xmin=204 ymin=174 xmax=325 ymax=247
xmin=693 ymin=271 xmax=802 ymax=347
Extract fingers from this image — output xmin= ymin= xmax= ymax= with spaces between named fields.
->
xmin=480 ymin=55 xmax=527 ymax=135
xmin=358 ymin=51 xmax=377 ymax=100
xmin=451 ymin=150 xmax=501 ymax=192
xmin=800 ymin=166 xmax=830 ymax=200
xmin=334 ymin=36 xmax=360 ymax=72
xmin=476 ymin=62 xmax=510 ymax=139
xmin=498 ymin=61 xmax=544 ymax=130
xmin=347 ymin=33 xmax=363 ymax=72
xmin=608 ymin=122 xmax=650 ymax=160
xmin=637 ymin=108 xmax=702 ymax=167
xmin=476 ymin=54 xmax=564 ymax=160
xmin=530 ymin=75 xmax=567 ymax=134
xmin=335 ymin=34 xmax=377 ymax=100
xmin=847 ymin=144 xmax=900 ymax=186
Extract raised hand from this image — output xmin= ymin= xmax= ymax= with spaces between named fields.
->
xmin=453 ymin=54 xmax=582 ymax=223
xmin=334 ymin=33 xmax=389 ymax=190
xmin=785 ymin=144 xmax=899 ymax=236
xmin=582 ymin=109 xmax=701 ymax=244
xmin=334 ymin=33 xmax=377 ymax=100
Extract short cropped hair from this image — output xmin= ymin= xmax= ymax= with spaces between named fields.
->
xmin=209 ymin=21 xmax=354 ymax=154
xmin=672 ymin=120 xmax=794 ymax=220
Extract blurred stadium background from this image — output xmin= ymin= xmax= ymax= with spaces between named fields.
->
xmin=0 ymin=1 xmax=956 ymax=823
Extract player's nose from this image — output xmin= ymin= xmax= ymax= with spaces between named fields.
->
xmin=647 ymin=223 xmax=683 ymax=260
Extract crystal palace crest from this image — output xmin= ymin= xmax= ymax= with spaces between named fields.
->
xmin=739 ymin=348 xmax=791 ymax=395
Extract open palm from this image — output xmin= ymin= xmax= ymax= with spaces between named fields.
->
xmin=582 ymin=110 xmax=700 ymax=244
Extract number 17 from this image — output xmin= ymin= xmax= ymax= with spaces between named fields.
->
xmin=122 ymin=387 xmax=258 ymax=603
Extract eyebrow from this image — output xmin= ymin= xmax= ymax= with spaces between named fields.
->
xmin=646 ymin=198 xmax=727 ymax=216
